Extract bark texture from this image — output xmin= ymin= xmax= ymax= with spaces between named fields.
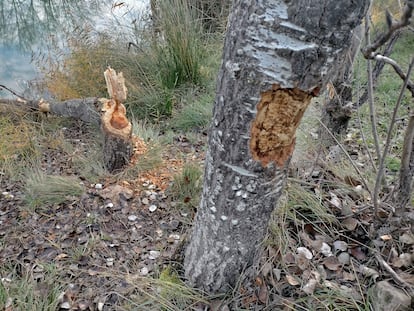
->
xmin=320 ymin=26 xmax=362 ymax=146
xmin=0 ymin=98 xmax=101 ymax=125
xmin=394 ymin=115 xmax=414 ymax=211
xmin=184 ymin=0 xmax=369 ymax=293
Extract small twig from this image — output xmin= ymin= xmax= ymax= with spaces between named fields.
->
xmin=373 ymin=58 xmax=414 ymax=218
xmin=0 ymin=84 xmax=28 ymax=101
xmin=365 ymin=13 xmax=382 ymax=161
xmin=373 ymin=54 xmax=414 ymax=96
xmin=357 ymin=30 xmax=401 ymax=107
xmin=375 ymin=253 xmax=414 ymax=295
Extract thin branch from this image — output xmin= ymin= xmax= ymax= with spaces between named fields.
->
xmin=373 ymin=57 xmax=414 ymax=218
xmin=365 ymin=13 xmax=382 ymax=159
xmin=361 ymin=2 xmax=414 ymax=96
xmin=375 ymin=253 xmax=414 ymax=295
xmin=362 ymin=1 xmax=413 ymax=58
xmin=373 ymin=54 xmax=414 ymax=96
xmin=357 ymin=30 xmax=401 ymax=107
xmin=0 ymin=84 xmax=28 ymax=101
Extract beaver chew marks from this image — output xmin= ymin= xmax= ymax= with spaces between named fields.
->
xmin=250 ymin=84 xmax=313 ymax=167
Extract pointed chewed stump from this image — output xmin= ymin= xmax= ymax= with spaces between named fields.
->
xmin=101 ymin=67 xmax=133 ymax=173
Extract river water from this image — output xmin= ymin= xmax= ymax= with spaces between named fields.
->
xmin=0 ymin=0 xmax=148 ymax=98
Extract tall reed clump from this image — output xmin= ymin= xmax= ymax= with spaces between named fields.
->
xmin=154 ymin=0 xmax=205 ymax=89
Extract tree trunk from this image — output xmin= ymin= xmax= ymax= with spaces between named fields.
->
xmin=319 ymin=26 xmax=362 ymax=146
xmin=184 ymin=0 xmax=369 ymax=294
xmin=394 ymin=114 xmax=414 ymax=211
xmin=101 ymin=67 xmax=133 ymax=173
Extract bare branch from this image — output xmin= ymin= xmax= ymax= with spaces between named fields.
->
xmin=361 ymin=2 xmax=414 ymax=106
xmin=362 ymin=1 xmax=413 ymax=58
xmin=356 ymin=30 xmax=401 ymax=107
xmin=373 ymin=54 xmax=414 ymax=96
xmin=373 ymin=57 xmax=414 ymax=218
xmin=0 ymin=84 xmax=28 ymax=101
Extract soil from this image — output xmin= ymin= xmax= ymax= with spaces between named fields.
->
xmin=1 ymin=116 xmax=413 ymax=310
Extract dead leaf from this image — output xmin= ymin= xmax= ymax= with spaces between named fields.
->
xmin=323 ymin=256 xmax=342 ymax=271
xmin=302 ymin=279 xmax=318 ymax=295
xmin=297 ymin=247 xmax=313 ymax=260
xmin=399 ymin=232 xmax=414 ymax=244
xmin=380 ymin=234 xmax=392 ymax=241
xmin=329 ymin=192 xmax=341 ymax=209
xmin=54 ymin=253 xmax=68 ymax=261
xmin=286 ymin=274 xmax=300 ymax=286
xmin=360 ymin=265 xmax=379 ymax=280
xmin=333 ymin=240 xmax=348 ymax=252
xmin=342 ymin=271 xmax=356 ymax=281
xmin=257 ymin=277 xmax=268 ymax=304
xmin=273 ymin=268 xmax=281 ymax=281
xmin=320 ymin=242 xmax=333 ymax=257
xmin=261 ymin=262 xmax=272 ymax=278
xmin=296 ymin=253 xmax=310 ymax=271
xmin=392 ymin=253 xmax=413 ymax=268
xmin=350 ymin=247 xmax=366 ymax=261
xmin=342 ymin=218 xmax=358 ymax=231
xmin=283 ymin=252 xmax=296 ymax=264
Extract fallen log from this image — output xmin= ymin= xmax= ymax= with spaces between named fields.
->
xmin=0 ymin=67 xmax=133 ymax=173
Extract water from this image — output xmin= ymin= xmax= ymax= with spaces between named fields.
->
xmin=0 ymin=0 xmax=148 ymax=99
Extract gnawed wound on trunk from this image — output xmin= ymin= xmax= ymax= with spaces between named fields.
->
xmin=250 ymin=84 xmax=313 ymax=167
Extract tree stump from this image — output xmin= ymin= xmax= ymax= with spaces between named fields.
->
xmin=101 ymin=67 xmax=133 ymax=172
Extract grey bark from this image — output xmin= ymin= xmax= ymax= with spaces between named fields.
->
xmin=184 ymin=0 xmax=369 ymax=294
xmin=102 ymin=134 xmax=133 ymax=173
xmin=319 ymin=26 xmax=362 ymax=146
xmin=0 ymin=97 xmax=101 ymax=125
xmin=394 ymin=115 xmax=414 ymax=211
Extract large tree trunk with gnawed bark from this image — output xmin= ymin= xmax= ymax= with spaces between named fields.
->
xmin=184 ymin=0 xmax=369 ymax=294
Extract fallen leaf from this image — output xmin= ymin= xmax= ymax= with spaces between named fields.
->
xmin=380 ymin=234 xmax=392 ymax=241
xmin=54 ymin=253 xmax=68 ymax=261
xmin=323 ymin=256 xmax=342 ymax=271
xmin=273 ymin=268 xmax=281 ymax=281
xmin=320 ymin=242 xmax=333 ymax=257
xmin=392 ymin=253 xmax=413 ymax=268
xmin=296 ymin=253 xmax=310 ymax=271
xmin=399 ymin=232 xmax=414 ymax=245
xmin=297 ymin=247 xmax=313 ymax=260
xmin=333 ymin=240 xmax=348 ymax=252
xmin=302 ymin=279 xmax=318 ymax=295
xmin=257 ymin=278 xmax=268 ymax=304
xmin=342 ymin=218 xmax=358 ymax=231
xmin=329 ymin=192 xmax=341 ymax=209
xmin=261 ymin=262 xmax=272 ymax=278
xmin=350 ymin=247 xmax=366 ymax=261
xmin=337 ymin=252 xmax=350 ymax=265
xmin=283 ymin=252 xmax=296 ymax=264
xmin=342 ymin=271 xmax=356 ymax=281
xmin=286 ymin=274 xmax=300 ymax=286
xmin=360 ymin=265 xmax=379 ymax=280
